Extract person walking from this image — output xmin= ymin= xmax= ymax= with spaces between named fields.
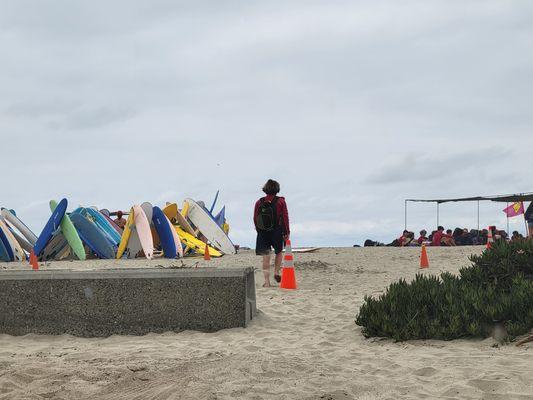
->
xmin=253 ymin=179 xmax=290 ymax=287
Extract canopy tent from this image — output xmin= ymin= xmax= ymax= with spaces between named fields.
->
xmin=404 ymin=192 xmax=533 ymax=232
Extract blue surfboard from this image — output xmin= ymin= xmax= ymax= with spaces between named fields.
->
xmin=70 ymin=213 xmax=116 ymax=259
xmin=152 ymin=206 xmax=177 ymax=259
xmin=33 ymin=198 xmax=68 ymax=256
xmin=75 ymin=208 xmax=121 ymax=246
xmin=214 ymin=206 xmax=226 ymax=227
xmin=0 ymin=227 xmax=11 ymax=261
xmin=209 ymin=190 xmax=219 ymax=214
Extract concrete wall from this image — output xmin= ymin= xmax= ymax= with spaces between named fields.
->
xmin=0 ymin=267 xmax=256 ymax=337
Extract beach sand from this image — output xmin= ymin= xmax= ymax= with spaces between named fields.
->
xmin=0 ymin=246 xmax=531 ymax=399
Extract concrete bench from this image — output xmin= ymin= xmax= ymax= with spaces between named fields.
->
xmin=0 ymin=267 xmax=256 ymax=337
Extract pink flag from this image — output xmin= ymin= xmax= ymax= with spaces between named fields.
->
xmin=503 ymin=202 xmax=524 ymax=217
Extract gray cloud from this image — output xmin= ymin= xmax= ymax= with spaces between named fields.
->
xmin=367 ymin=147 xmax=513 ymax=185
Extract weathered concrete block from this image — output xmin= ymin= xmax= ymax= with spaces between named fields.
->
xmin=0 ymin=267 xmax=256 ymax=337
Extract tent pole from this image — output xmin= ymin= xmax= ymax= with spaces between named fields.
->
xmin=404 ymin=200 xmax=407 ymax=230
xmin=436 ymin=203 xmax=440 ymax=228
xmin=477 ymin=200 xmax=480 ymax=240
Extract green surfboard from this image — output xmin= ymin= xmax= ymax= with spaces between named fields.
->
xmin=50 ymin=200 xmax=86 ymax=261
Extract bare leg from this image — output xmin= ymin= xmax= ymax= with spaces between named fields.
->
xmin=274 ymin=252 xmax=283 ymax=277
xmin=262 ymin=254 xmax=271 ymax=287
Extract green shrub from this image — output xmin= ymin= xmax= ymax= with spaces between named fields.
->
xmin=355 ymin=240 xmax=533 ymax=341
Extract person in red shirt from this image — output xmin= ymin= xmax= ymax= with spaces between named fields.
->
xmin=432 ymin=226 xmax=455 ymax=246
xmin=417 ymin=230 xmax=428 ymax=245
xmin=254 ymin=179 xmax=290 ymax=287
xmin=432 ymin=226 xmax=445 ymax=246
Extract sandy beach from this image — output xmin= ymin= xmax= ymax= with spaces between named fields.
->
xmin=0 ymin=246 xmax=531 ymax=399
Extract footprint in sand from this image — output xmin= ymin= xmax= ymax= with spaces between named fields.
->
xmin=305 ymin=390 xmax=353 ymax=400
xmin=412 ymin=366 xmax=437 ymax=377
xmin=467 ymin=378 xmax=508 ymax=393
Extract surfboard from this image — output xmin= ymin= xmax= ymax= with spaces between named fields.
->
xmin=166 ymin=215 xmax=183 ymax=258
xmin=82 ymin=208 xmax=121 ymax=246
xmin=141 ymin=202 xmax=161 ymax=248
xmin=141 ymin=202 xmax=153 ymax=222
xmin=0 ymin=221 xmax=15 ymax=261
xmin=6 ymin=225 xmax=33 ymax=253
xmin=1 ymin=208 xmax=38 ymax=245
xmin=126 ymin=225 xmax=143 ymax=259
xmin=181 ymin=201 xmax=190 ymax=218
xmin=152 ymin=206 xmax=177 ymax=259
xmin=41 ymin=232 xmax=70 ymax=261
xmin=0 ymin=219 xmax=25 ymax=261
xmin=123 ymin=208 xmax=145 ymax=259
xmin=116 ymin=207 xmax=134 ymax=259
xmin=0 ymin=232 xmax=9 ymax=261
xmin=214 ymin=206 xmax=226 ymax=227
xmin=209 ymin=190 xmax=219 ymax=214
xmin=132 ymin=205 xmax=153 ymax=259
xmin=163 ymin=203 xmax=196 ymax=236
xmin=34 ymin=198 xmax=67 ymax=257
xmin=184 ymin=198 xmax=235 ymax=254
xmin=101 ymin=212 xmax=123 ymax=234
xmin=50 ymin=200 xmax=86 ymax=260
xmin=174 ymin=226 xmax=222 ymax=257
xmin=70 ymin=213 xmax=116 ymax=259
xmin=292 ymin=247 xmax=321 ymax=253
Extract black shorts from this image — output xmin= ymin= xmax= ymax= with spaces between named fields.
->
xmin=256 ymin=228 xmax=284 ymax=255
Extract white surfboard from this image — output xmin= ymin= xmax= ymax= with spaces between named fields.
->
xmin=41 ymin=232 xmax=70 ymax=261
xmin=7 ymin=228 xmax=33 ymax=253
xmin=184 ymin=198 xmax=235 ymax=255
xmin=292 ymin=247 xmax=321 ymax=253
xmin=1 ymin=208 xmax=38 ymax=245
xmin=141 ymin=202 xmax=153 ymax=222
xmin=0 ymin=218 xmax=26 ymax=261
xmin=125 ymin=202 xmax=153 ymax=259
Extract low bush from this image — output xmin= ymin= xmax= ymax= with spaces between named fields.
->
xmin=355 ymin=240 xmax=533 ymax=341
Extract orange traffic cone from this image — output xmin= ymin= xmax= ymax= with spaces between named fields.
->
xmin=280 ymin=240 xmax=297 ymax=289
xmin=203 ymin=242 xmax=211 ymax=261
xmin=486 ymin=226 xmax=494 ymax=249
xmin=419 ymin=244 xmax=429 ymax=269
xmin=29 ymin=250 xmax=39 ymax=270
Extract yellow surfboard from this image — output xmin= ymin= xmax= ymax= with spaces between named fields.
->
xmin=163 ymin=203 xmax=196 ymax=236
xmin=181 ymin=201 xmax=190 ymax=218
xmin=116 ymin=207 xmax=135 ymax=259
xmin=175 ymin=226 xmax=222 ymax=257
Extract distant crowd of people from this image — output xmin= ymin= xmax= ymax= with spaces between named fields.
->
xmin=364 ymin=225 xmax=529 ymax=247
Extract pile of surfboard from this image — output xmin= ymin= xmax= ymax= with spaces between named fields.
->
xmin=0 ymin=197 xmax=235 ymax=262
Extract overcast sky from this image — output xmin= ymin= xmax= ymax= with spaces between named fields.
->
xmin=1 ymin=1 xmax=532 ymax=247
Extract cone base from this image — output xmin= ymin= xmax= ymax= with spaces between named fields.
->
xmin=280 ymin=267 xmax=297 ymax=289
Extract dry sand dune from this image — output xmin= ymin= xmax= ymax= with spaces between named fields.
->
xmin=0 ymin=247 xmax=532 ymax=399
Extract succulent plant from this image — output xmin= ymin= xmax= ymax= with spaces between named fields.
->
xmin=356 ymin=240 xmax=533 ymax=341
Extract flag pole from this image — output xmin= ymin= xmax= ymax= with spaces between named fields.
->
xmin=506 ymin=202 xmax=510 ymax=235
xmin=524 ymin=202 xmax=529 ymax=238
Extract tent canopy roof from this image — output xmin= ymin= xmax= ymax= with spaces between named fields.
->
xmin=406 ymin=192 xmax=533 ymax=204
